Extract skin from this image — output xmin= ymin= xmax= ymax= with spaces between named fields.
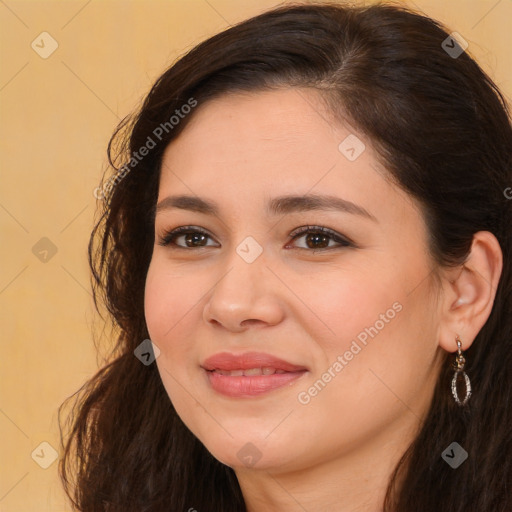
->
xmin=144 ymin=88 xmax=502 ymax=511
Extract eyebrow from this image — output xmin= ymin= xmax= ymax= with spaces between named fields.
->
xmin=155 ymin=193 xmax=377 ymax=222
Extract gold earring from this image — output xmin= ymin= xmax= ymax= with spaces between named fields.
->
xmin=451 ymin=335 xmax=472 ymax=406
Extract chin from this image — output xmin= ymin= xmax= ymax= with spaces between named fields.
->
xmin=194 ymin=432 xmax=284 ymax=470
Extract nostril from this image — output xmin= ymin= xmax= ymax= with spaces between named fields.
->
xmin=241 ymin=319 xmax=263 ymax=327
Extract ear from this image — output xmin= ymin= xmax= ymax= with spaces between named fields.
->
xmin=438 ymin=231 xmax=503 ymax=353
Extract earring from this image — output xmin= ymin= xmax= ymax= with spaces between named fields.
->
xmin=451 ymin=335 xmax=472 ymax=406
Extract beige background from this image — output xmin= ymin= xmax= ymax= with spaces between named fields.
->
xmin=1 ymin=0 xmax=510 ymax=510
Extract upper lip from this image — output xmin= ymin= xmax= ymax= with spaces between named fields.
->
xmin=202 ymin=352 xmax=308 ymax=372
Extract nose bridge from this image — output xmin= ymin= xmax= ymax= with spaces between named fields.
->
xmin=216 ymin=234 xmax=268 ymax=300
xmin=203 ymin=235 xmax=282 ymax=329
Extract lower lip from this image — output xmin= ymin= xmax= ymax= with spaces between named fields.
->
xmin=204 ymin=369 xmax=307 ymax=397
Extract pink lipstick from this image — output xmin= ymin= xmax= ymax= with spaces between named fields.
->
xmin=202 ymin=351 xmax=308 ymax=397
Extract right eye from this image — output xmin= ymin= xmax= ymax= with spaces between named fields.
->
xmin=157 ymin=226 xmax=219 ymax=249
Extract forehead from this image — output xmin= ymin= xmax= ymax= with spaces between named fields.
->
xmin=162 ymin=89 xmax=365 ymax=179
xmin=157 ymin=88 xmax=415 ymax=223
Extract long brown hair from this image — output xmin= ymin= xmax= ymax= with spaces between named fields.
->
xmin=59 ymin=2 xmax=512 ymax=510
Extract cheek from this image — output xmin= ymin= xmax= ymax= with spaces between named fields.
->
xmin=144 ymin=262 xmax=202 ymax=405
xmin=144 ymin=266 xmax=171 ymax=342
xmin=295 ymin=267 xmax=400 ymax=352
xmin=303 ymin=277 xmax=438 ymax=422
xmin=295 ymin=266 xmax=430 ymax=398
xmin=144 ymin=260 xmax=204 ymax=344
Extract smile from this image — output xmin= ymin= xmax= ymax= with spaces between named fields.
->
xmin=204 ymin=368 xmax=307 ymax=397
xmin=201 ymin=351 xmax=309 ymax=397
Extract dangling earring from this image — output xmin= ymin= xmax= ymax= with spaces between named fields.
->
xmin=451 ymin=335 xmax=472 ymax=406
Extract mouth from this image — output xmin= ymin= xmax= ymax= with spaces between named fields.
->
xmin=210 ymin=367 xmax=289 ymax=376
xmin=201 ymin=352 xmax=309 ymax=397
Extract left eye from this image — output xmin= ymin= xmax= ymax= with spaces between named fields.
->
xmin=157 ymin=225 xmax=353 ymax=251
xmin=287 ymin=225 xmax=353 ymax=251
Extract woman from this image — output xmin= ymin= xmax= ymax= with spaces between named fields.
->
xmin=59 ymin=2 xmax=512 ymax=511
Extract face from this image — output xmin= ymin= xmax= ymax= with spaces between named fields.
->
xmin=144 ymin=88 xmax=444 ymax=474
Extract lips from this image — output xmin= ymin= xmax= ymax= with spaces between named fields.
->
xmin=201 ymin=352 xmax=308 ymax=397
xmin=213 ymin=367 xmax=287 ymax=376
xmin=202 ymin=351 xmax=308 ymax=372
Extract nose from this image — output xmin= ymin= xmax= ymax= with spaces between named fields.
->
xmin=202 ymin=250 xmax=284 ymax=333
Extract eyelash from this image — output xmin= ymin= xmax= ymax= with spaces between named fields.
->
xmin=157 ymin=225 xmax=354 ymax=251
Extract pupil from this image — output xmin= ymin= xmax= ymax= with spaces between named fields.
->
xmin=186 ymin=233 xmax=207 ymax=246
xmin=307 ymin=233 xmax=329 ymax=249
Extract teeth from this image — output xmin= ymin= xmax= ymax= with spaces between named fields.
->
xmin=213 ymin=367 xmax=286 ymax=376
xmin=219 ymin=369 xmax=244 ymax=376
xmin=244 ymin=368 xmax=263 ymax=376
